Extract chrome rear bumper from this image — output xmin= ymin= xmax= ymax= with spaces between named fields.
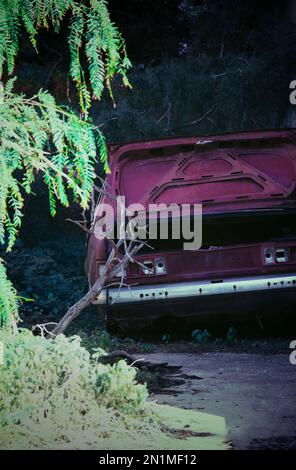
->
xmin=95 ymin=272 xmax=296 ymax=305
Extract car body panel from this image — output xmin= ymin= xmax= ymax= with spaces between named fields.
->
xmin=106 ymin=129 xmax=296 ymax=213
xmin=85 ymin=129 xmax=296 ymax=324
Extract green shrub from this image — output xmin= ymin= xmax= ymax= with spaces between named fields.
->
xmin=0 ymin=329 xmax=152 ymax=448
xmin=0 ymin=329 xmax=230 ymax=449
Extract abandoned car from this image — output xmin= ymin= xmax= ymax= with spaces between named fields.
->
xmin=85 ymin=129 xmax=296 ymax=330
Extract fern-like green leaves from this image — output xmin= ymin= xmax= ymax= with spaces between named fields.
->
xmin=0 ymin=81 xmax=109 ymax=326
xmin=0 ymin=80 xmax=109 ymax=250
xmin=0 ymin=0 xmax=131 ymax=110
xmin=0 ymin=258 xmax=19 ymax=330
xmin=0 ymin=1 xmax=129 ymax=328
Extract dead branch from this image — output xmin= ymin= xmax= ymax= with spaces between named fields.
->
xmin=166 ymin=105 xmax=217 ymax=132
xmin=49 ymin=239 xmax=143 ymax=337
xmin=32 ymin=322 xmax=58 ymax=338
xmin=66 ymin=218 xmax=92 ymax=234
xmin=46 ymin=178 xmax=149 ymax=337
xmin=98 ymin=349 xmax=182 ymax=373
xmin=156 ymin=103 xmax=172 ymax=129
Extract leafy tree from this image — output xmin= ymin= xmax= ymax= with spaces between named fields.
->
xmin=0 ymin=0 xmax=131 ymax=110
xmin=0 ymin=0 xmax=131 ymax=329
xmin=0 ymin=258 xmax=19 ymax=331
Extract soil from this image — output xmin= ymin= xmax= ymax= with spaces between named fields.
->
xmin=138 ymin=352 xmax=296 ymax=450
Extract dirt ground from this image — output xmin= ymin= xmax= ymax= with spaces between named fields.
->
xmin=140 ymin=352 xmax=296 ymax=450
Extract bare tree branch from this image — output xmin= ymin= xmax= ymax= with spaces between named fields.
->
xmin=44 ymin=177 xmax=150 ymax=337
xmin=166 ymin=105 xmax=217 ymax=132
xmin=66 ymin=218 xmax=92 ymax=234
xmin=49 ymin=238 xmax=143 ymax=337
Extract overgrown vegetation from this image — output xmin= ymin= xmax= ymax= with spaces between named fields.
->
xmin=0 ymin=329 xmax=149 ymax=448
xmin=0 ymin=329 xmax=229 ymax=449
xmin=93 ymin=54 xmax=289 ymax=143
xmin=0 ymin=0 xmax=131 ymax=327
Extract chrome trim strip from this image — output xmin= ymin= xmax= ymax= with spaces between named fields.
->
xmin=94 ymin=273 xmax=296 ymax=305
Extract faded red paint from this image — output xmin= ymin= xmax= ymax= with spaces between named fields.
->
xmin=85 ymin=129 xmax=296 ymax=322
xmin=106 ymin=129 xmax=296 ymax=213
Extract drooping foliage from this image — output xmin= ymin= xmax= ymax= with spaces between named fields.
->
xmin=0 ymin=79 xmax=108 ymax=326
xmin=0 ymin=258 xmax=19 ymax=331
xmin=0 ymin=78 xmax=108 ymax=250
xmin=0 ymin=0 xmax=131 ymax=111
xmin=0 ymin=1 xmax=131 ymax=328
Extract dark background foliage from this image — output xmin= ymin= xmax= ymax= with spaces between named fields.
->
xmin=14 ymin=0 xmax=296 ymax=140
xmin=6 ymin=0 xmax=296 ymax=325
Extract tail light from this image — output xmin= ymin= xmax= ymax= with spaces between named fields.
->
xmin=264 ymin=247 xmax=289 ymax=265
xmin=141 ymin=258 xmax=167 ymax=275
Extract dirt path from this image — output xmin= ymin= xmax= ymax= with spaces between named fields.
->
xmin=140 ymin=352 xmax=296 ymax=449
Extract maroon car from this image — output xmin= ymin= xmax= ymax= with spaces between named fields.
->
xmin=85 ymin=129 xmax=296 ymax=330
